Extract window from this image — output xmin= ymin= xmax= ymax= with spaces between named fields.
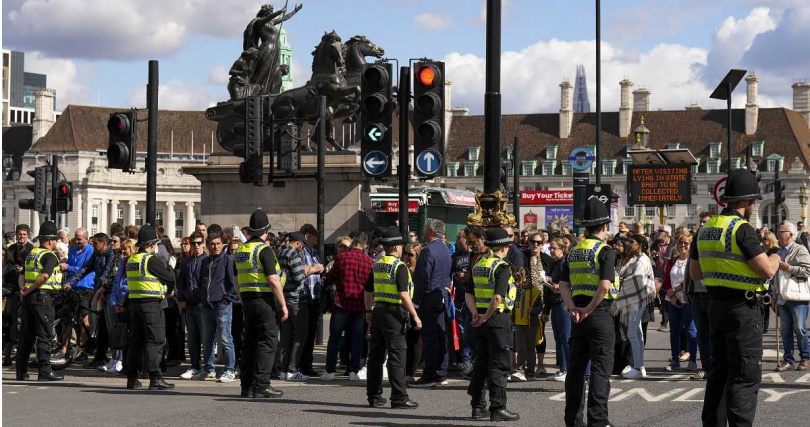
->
xmin=752 ymin=141 xmax=764 ymax=157
xmin=622 ymin=159 xmax=633 ymax=174
xmin=134 ymin=209 xmax=143 ymax=226
xmin=91 ymin=205 xmax=99 ymax=226
xmin=562 ymin=161 xmax=572 ymax=176
xmin=766 ymin=154 xmax=783 ymax=172
xmin=708 ymin=204 xmax=718 ymax=215
xmin=691 ymin=161 xmax=699 ymax=175
xmin=601 ymin=160 xmax=615 ymax=176
xmin=667 ymin=142 xmax=680 ymax=150
xmin=709 ymin=143 xmax=721 ymax=158
xmin=687 ymin=204 xmax=696 ymax=216
xmin=464 ymin=161 xmax=478 ymax=177
xmin=175 ymin=211 xmax=184 ymax=238
xmin=645 ymin=206 xmax=657 ymax=217
xmin=155 ymin=209 xmax=164 ymax=227
xmin=468 ymin=147 xmax=480 ymax=161
xmin=116 ymin=209 xmax=124 ymax=222
xmin=503 ymin=161 xmax=514 ymax=177
xmin=625 ymin=205 xmax=636 ymax=217
xmin=708 ymin=159 xmax=720 ymax=174
xmin=521 ymin=161 xmax=536 ymax=176
xmin=546 ymin=145 xmax=558 ymax=160
xmin=445 ymin=162 xmax=459 ymax=177
xmin=542 ymin=161 xmax=556 ymax=176
xmin=731 ymin=157 xmax=740 ymax=170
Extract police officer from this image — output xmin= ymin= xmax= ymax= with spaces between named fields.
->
xmin=466 ymin=227 xmax=519 ymax=422
xmin=559 ymin=198 xmax=620 ymax=427
xmin=235 ymin=208 xmax=288 ymax=399
xmin=124 ymin=224 xmax=177 ymax=390
xmin=364 ymin=227 xmax=421 ymax=409
xmin=690 ymin=169 xmax=780 ymax=427
xmin=15 ymin=220 xmax=64 ymax=381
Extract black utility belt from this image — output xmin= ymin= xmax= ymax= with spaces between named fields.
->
xmin=476 ymin=309 xmax=510 ymax=315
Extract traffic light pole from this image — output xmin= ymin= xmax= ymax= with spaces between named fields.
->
xmin=595 ymin=0 xmax=602 ymax=186
xmin=483 ymin=0 xmax=502 ymax=195
xmin=399 ymin=66 xmax=411 ymax=242
xmin=49 ymin=155 xmax=58 ymax=223
xmin=146 ymin=60 xmax=159 ymax=226
xmin=317 ymin=96 xmax=326 ymax=260
xmin=513 ymin=136 xmax=520 ymax=227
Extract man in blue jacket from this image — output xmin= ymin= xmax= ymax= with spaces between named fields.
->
xmin=61 ymin=228 xmax=95 ymax=362
xmin=200 ymin=232 xmax=239 ymax=382
xmin=177 ymin=231 xmax=208 ymax=380
xmin=64 ymin=233 xmax=116 ymax=368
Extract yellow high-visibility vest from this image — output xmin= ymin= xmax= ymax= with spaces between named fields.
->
xmin=471 ymin=256 xmax=516 ymax=312
xmin=24 ymin=247 xmax=62 ymax=291
xmin=567 ymin=239 xmax=620 ymax=300
xmin=235 ymin=241 xmax=282 ymax=294
xmin=126 ymin=252 xmax=166 ymax=299
xmin=697 ymin=214 xmax=767 ymax=292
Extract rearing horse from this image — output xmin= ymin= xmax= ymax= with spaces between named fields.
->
xmin=335 ymin=35 xmax=385 ymax=128
xmin=271 ymin=31 xmax=359 ymax=146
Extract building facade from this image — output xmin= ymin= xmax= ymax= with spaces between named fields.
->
xmin=1 ymin=49 xmax=58 ymax=128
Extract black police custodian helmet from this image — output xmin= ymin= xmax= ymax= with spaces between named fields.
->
xmin=136 ymin=224 xmax=160 ymax=247
xmin=581 ymin=198 xmax=611 ymax=228
xmin=485 ymin=228 xmax=512 ymax=247
xmin=721 ymin=168 xmax=762 ymax=203
xmin=36 ymin=220 xmax=58 ymax=241
xmin=380 ymin=227 xmax=404 ymax=247
xmin=247 ymin=208 xmax=271 ymax=234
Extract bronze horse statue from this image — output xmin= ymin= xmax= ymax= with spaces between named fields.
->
xmin=271 ymin=31 xmax=360 ymax=146
xmin=334 ymin=35 xmax=385 ymax=129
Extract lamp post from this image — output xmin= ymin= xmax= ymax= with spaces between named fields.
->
xmin=800 ymin=181 xmax=807 ymax=223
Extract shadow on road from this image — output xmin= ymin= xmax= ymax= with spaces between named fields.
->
xmin=302 ymin=408 xmax=468 ymax=423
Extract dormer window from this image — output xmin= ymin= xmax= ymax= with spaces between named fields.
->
xmin=561 ymin=161 xmax=572 ymax=176
xmin=542 ymin=160 xmax=557 ymax=176
xmin=446 ymin=162 xmax=459 ymax=177
xmin=468 ymin=146 xmax=480 ymax=161
xmin=521 ymin=160 xmax=537 ymax=176
xmin=709 ymin=142 xmax=721 ymax=159
xmin=667 ymin=142 xmax=680 ymax=150
xmin=766 ymin=154 xmax=783 ymax=172
xmin=752 ymin=141 xmax=764 ymax=157
xmin=464 ymin=161 xmax=478 ymax=176
xmin=602 ymin=160 xmax=616 ymax=176
xmin=546 ymin=145 xmax=558 ymax=160
xmin=731 ymin=157 xmax=741 ymax=170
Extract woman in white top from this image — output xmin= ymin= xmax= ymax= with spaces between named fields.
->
xmin=615 ymin=234 xmax=656 ymax=379
xmin=663 ymin=232 xmax=698 ymax=371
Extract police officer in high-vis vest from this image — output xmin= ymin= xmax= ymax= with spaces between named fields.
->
xmin=690 ymin=169 xmax=780 ymax=427
xmin=124 ymin=224 xmax=177 ymax=390
xmin=559 ymin=198 xmax=620 ymax=427
xmin=466 ymin=227 xmax=519 ymax=422
xmin=364 ymin=227 xmax=421 ymax=409
xmin=235 ymin=208 xmax=288 ymax=399
xmin=16 ymin=220 xmax=64 ymax=381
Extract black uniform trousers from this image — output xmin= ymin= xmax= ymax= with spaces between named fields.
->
xmin=299 ymin=300 xmax=320 ymax=373
xmin=16 ymin=290 xmax=56 ymax=376
xmin=240 ymin=295 xmax=279 ymax=392
xmin=367 ymin=304 xmax=410 ymax=404
xmin=564 ymin=303 xmax=615 ymax=427
xmin=702 ymin=294 xmax=762 ymax=427
xmin=124 ymin=299 xmax=166 ymax=379
xmin=277 ymin=300 xmax=309 ymax=373
xmin=467 ymin=311 xmax=512 ymax=412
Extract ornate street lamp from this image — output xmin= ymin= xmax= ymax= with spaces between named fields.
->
xmin=800 ymin=181 xmax=807 ymax=223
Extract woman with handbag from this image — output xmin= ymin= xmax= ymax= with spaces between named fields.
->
xmin=772 ymin=221 xmax=810 ymax=371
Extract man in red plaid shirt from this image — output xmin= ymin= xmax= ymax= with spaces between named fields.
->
xmin=322 ymin=231 xmax=373 ymax=380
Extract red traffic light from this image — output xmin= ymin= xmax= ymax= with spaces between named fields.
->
xmin=107 ymin=114 xmax=131 ymax=135
xmin=58 ymin=183 xmax=71 ymax=196
xmin=417 ymin=65 xmax=439 ymax=87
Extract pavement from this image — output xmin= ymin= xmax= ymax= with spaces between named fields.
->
xmin=3 ymin=313 xmax=810 ymax=426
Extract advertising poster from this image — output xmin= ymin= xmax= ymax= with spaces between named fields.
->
xmin=545 ymin=206 xmax=573 ymax=231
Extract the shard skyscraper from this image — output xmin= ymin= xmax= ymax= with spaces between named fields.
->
xmin=573 ymin=64 xmax=591 ymax=113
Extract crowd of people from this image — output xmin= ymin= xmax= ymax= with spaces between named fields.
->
xmin=3 ymin=181 xmax=810 ymax=423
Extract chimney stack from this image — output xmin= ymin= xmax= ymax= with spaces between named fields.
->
xmin=619 ymin=79 xmax=634 ymax=138
xmin=633 ymin=87 xmax=650 ymax=111
xmin=32 ymin=89 xmax=56 ymax=146
xmin=745 ymin=74 xmax=759 ymax=134
xmin=794 ymin=81 xmax=810 ymax=128
xmin=559 ymin=80 xmax=573 ymax=138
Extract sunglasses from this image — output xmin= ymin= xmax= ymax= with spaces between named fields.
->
xmin=531 ymin=241 xmax=543 ymax=245
xmin=181 ymin=243 xmax=189 ymax=247
xmin=338 ymin=244 xmax=348 ymax=250
xmin=404 ymin=252 xmax=416 ymax=257
xmin=190 ymin=241 xmax=204 ymax=246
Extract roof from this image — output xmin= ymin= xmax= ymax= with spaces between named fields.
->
xmin=32 ymin=104 xmax=218 ymax=154
xmin=446 ymin=108 xmax=810 ymax=172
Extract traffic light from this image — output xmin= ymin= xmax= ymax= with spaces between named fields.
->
xmin=232 ymin=96 xmax=264 ymax=185
xmin=107 ymin=110 xmax=137 ymax=171
xmin=774 ymin=179 xmax=786 ymax=205
xmin=360 ymin=61 xmax=393 ymax=178
xmin=19 ymin=166 xmax=47 ymax=213
xmin=55 ymin=181 xmax=73 ymax=213
xmin=413 ymin=60 xmax=446 ymax=178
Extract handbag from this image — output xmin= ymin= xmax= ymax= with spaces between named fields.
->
xmin=109 ymin=321 xmax=129 ymax=350
xmin=778 ymin=271 xmax=810 ymax=301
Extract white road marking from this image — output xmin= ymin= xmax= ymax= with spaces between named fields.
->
xmin=760 ymin=389 xmax=810 ymax=402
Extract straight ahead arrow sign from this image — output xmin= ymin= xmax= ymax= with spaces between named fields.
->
xmin=423 ymin=151 xmax=435 ymax=170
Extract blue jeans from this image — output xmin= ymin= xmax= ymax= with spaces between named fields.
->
xmin=690 ymin=292 xmax=712 ymax=370
xmin=668 ymin=302 xmax=697 ymax=364
xmin=185 ymin=306 xmax=204 ymax=370
xmin=201 ymin=303 xmax=235 ymax=371
xmin=779 ymin=300 xmax=810 ymax=364
xmin=627 ymin=307 xmax=645 ymax=369
xmin=326 ymin=306 xmax=365 ymax=373
xmin=550 ymin=301 xmax=571 ymax=372
xmin=459 ymin=307 xmax=474 ymax=363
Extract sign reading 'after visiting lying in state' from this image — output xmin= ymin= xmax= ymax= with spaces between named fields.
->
xmin=627 ymin=164 xmax=691 ymax=205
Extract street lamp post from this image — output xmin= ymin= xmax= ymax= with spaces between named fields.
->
xmin=800 ymin=181 xmax=807 ymax=223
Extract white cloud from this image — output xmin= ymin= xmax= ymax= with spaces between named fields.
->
xmin=128 ymin=79 xmax=212 ymax=111
xmin=290 ymin=57 xmax=311 ymax=88
xmin=413 ymin=13 xmax=453 ymax=31
xmin=3 ymin=0 xmax=262 ymax=60
xmin=446 ymin=39 xmax=708 ymax=114
xmin=208 ymin=65 xmax=231 ymax=85
xmin=24 ymin=52 xmax=90 ymax=110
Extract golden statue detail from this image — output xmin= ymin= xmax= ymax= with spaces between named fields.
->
xmin=467 ymin=190 xmax=516 ymax=228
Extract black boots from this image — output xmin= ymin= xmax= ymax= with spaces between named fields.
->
xmin=252 ymin=385 xmax=283 ymax=399
xmin=127 ymin=378 xmax=143 ymax=389
xmin=148 ymin=377 xmax=175 ymax=390
xmin=491 ymin=408 xmax=520 ymax=422
xmin=38 ymin=371 xmax=64 ymax=381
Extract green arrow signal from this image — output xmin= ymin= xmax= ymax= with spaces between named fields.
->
xmin=365 ymin=124 xmax=386 ymax=142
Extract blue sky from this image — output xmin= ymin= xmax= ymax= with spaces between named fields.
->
xmin=3 ymin=0 xmax=807 ymax=114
